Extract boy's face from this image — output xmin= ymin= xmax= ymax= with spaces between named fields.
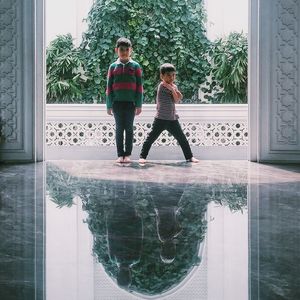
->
xmin=115 ymin=46 xmax=132 ymax=62
xmin=161 ymin=71 xmax=176 ymax=84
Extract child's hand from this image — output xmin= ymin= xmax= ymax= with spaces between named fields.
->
xmin=173 ymin=88 xmax=183 ymax=103
xmin=162 ymin=82 xmax=175 ymax=92
xmin=107 ymin=108 xmax=113 ymax=116
xmin=162 ymin=82 xmax=182 ymax=102
xmin=135 ymin=107 xmax=142 ymax=115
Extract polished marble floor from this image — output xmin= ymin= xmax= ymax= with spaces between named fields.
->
xmin=0 ymin=160 xmax=299 ymax=300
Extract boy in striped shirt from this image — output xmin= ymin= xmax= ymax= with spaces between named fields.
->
xmin=106 ymin=37 xmax=143 ymax=163
xmin=139 ymin=63 xmax=199 ymax=164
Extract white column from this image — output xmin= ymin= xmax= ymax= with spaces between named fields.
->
xmin=249 ymin=0 xmax=300 ymax=162
xmin=0 ymin=0 xmax=44 ymax=162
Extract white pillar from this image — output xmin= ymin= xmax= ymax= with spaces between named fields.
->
xmin=249 ymin=0 xmax=300 ymax=162
xmin=0 ymin=0 xmax=44 ymax=162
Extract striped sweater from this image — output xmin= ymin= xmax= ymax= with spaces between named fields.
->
xmin=106 ymin=59 xmax=143 ymax=109
xmin=155 ymin=83 xmax=179 ymax=120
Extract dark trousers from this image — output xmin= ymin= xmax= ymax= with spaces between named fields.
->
xmin=140 ymin=118 xmax=193 ymax=160
xmin=113 ymin=102 xmax=135 ymax=157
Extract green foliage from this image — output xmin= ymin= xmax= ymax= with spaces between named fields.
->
xmin=46 ymin=34 xmax=89 ymax=103
xmin=46 ymin=8 xmax=248 ymax=104
xmin=202 ymin=32 xmax=248 ymax=103
xmin=81 ymin=0 xmax=210 ymax=103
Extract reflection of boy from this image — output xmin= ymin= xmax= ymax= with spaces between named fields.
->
xmin=106 ymin=37 xmax=143 ymax=163
xmin=149 ymin=183 xmax=183 ymax=264
xmin=107 ymin=203 xmax=143 ymax=288
xmin=156 ymin=207 xmax=181 ymax=264
xmin=139 ymin=63 xmax=199 ymax=164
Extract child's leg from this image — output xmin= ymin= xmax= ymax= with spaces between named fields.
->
xmin=113 ymin=103 xmax=126 ymax=158
xmin=123 ymin=103 xmax=136 ymax=157
xmin=140 ymin=118 xmax=165 ymax=159
xmin=167 ymin=120 xmax=193 ymax=160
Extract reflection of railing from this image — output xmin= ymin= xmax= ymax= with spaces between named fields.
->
xmin=46 ymin=104 xmax=248 ymax=147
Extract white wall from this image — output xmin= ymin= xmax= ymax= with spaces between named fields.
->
xmin=46 ymin=0 xmax=93 ymax=46
xmin=205 ymin=0 xmax=248 ymax=40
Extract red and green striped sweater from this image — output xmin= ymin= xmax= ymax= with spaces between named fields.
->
xmin=106 ymin=59 xmax=143 ymax=109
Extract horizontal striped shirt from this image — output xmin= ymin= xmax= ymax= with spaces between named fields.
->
xmin=155 ymin=83 xmax=179 ymax=120
xmin=106 ymin=59 xmax=143 ymax=109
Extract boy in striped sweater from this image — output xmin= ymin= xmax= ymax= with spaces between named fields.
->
xmin=106 ymin=37 xmax=143 ymax=163
xmin=139 ymin=63 xmax=199 ymax=164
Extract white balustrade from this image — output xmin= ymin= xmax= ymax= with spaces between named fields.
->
xmin=46 ymin=104 xmax=248 ymax=159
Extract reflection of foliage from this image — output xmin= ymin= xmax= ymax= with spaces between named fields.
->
xmin=80 ymin=182 xmax=119 ymax=279
xmin=78 ymin=182 xmax=207 ymax=295
xmin=46 ymin=164 xmax=247 ymax=295
xmin=205 ymin=184 xmax=247 ymax=212
xmin=46 ymin=164 xmax=76 ymax=207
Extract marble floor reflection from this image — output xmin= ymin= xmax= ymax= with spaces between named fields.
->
xmin=0 ymin=160 xmax=299 ymax=300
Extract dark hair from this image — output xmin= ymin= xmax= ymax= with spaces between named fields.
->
xmin=117 ymin=265 xmax=132 ymax=288
xmin=116 ymin=37 xmax=132 ymax=48
xmin=160 ymin=63 xmax=176 ymax=75
xmin=160 ymin=240 xmax=176 ymax=264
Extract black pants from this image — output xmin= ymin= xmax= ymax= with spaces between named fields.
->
xmin=113 ymin=102 xmax=135 ymax=157
xmin=140 ymin=118 xmax=193 ymax=160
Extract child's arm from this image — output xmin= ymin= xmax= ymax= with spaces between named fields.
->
xmin=135 ymin=65 xmax=143 ymax=115
xmin=172 ymin=86 xmax=183 ymax=103
xmin=106 ymin=65 xmax=114 ymax=115
xmin=162 ymin=82 xmax=183 ymax=103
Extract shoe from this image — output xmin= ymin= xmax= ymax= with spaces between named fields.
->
xmin=187 ymin=157 xmax=199 ymax=163
xmin=139 ymin=158 xmax=146 ymax=164
xmin=123 ymin=156 xmax=131 ymax=163
xmin=116 ymin=157 xmax=124 ymax=163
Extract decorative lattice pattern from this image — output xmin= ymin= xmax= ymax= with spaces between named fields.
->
xmin=274 ymin=0 xmax=299 ymax=145
xmin=46 ymin=121 xmax=248 ymax=147
xmin=0 ymin=0 xmax=20 ymax=144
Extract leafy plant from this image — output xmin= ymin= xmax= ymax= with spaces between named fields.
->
xmin=46 ymin=34 xmax=89 ymax=103
xmin=46 ymin=9 xmax=248 ymax=105
xmin=81 ymin=0 xmax=210 ymax=103
xmin=201 ymin=32 xmax=248 ymax=103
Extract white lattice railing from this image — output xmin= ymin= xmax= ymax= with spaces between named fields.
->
xmin=46 ymin=104 xmax=248 ymax=159
xmin=46 ymin=104 xmax=248 ymax=147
